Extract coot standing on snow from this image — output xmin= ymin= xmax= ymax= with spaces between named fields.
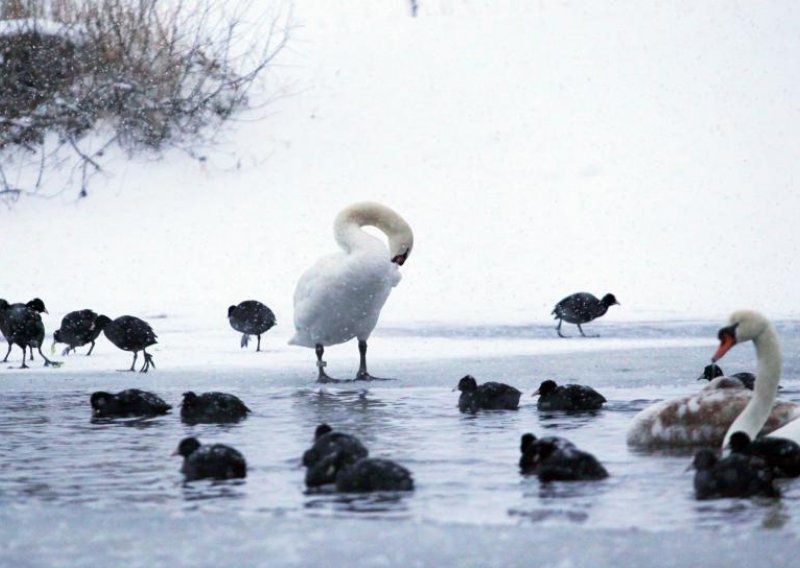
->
xmin=455 ymin=375 xmax=522 ymax=413
xmin=52 ymin=309 xmax=108 ymax=356
xmin=0 ymin=298 xmax=59 ymax=368
xmin=180 ymin=391 xmax=251 ymax=424
xmin=228 ymin=300 xmax=276 ymax=351
xmin=1 ymin=298 xmax=44 ymax=362
xmin=173 ymin=437 xmax=247 ymax=481
xmin=98 ymin=315 xmax=157 ymax=372
xmin=551 ymin=292 xmax=619 ymax=337
xmin=534 ymin=379 xmax=606 ymax=411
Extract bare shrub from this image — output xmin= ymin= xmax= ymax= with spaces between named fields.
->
xmin=0 ymin=0 xmax=290 ymax=201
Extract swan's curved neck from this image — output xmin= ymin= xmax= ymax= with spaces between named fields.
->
xmin=333 ymin=202 xmax=413 ymax=257
xmin=722 ymin=323 xmax=782 ymax=448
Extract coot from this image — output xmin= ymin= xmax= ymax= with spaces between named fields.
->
xmin=228 ymin=300 xmax=276 ymax=351
xmin=519 ymin=433 xmax=608 ymax=481
xmin=697 ymin=363 xmax=756 ymax=390
xmin=303 ymin=424 xmax=369 ymax=487
xmin=728 ymin=431 xmax=800 ymax=478
xmin=534 ymin=379 xmax=606 ymax=411
xmin=1 ymin=298 xmax=59 ymax=368
xmin=180 ymin=391 xmax=251 ymax=424
xmin=456 ymin=375 xmax=521 ymax=413
xmin=90 ymin=389 xmax=171 ymax=418
xmin=99 ymin=315 xmax=157 ymax=372
xmin=552 ymin=292 xmax=619 ymax=337
xmin=692 ymin=448 xmax=778 ymax=499
xmin=53 ymin=309 xmax=107 ymax=356
xmin=173 ymin=437 xmax=247 ymax=481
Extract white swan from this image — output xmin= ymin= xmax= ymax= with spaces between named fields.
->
xmin=290 ymin=202 xmax=414 ymax=382
xmin=627 ymin=310 xmax=800 ymax=448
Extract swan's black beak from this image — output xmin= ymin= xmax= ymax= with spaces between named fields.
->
xmin=391 ymin=249 xmax=410 ymax=266
xmin=712 ymin=325 xmax=737 ymax=362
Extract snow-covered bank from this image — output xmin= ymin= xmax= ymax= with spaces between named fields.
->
xmin=4 ymin=1 xmax=800 ymax=328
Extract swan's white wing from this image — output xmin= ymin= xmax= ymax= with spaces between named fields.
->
xmin=290 ymin=250 xmax=401 ymax=348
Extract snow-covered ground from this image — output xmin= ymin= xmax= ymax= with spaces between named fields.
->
xmin=4 ymin=1 xmax=800 ymax=330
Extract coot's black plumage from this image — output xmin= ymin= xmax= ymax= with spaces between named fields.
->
xmin=315 ymin=454 xmax=414 ymax=492
xmin=53 ymin=309 xmax=107 ymax=356
xmin=534 ymin=379 xmax=606 ymax=411
xmin=228 ymin=300 xmax=276 ymax=351
xmin=692 ymin=448 xmax=779 ymax=500
xmin=697 ymin=364 xmax=756 ymax=390
xmin=90 ymin=389 xmax=172 ymax=418
xmin=303 ymin=424 xmax=369 ymax=487
xmin=519 ymin=433 xmax=608 ymax=481
xmin=180 ymin=391 xmax=251 ymax=424
xmin=729 ymin=431 xmax=800 ymax=478
xmin=174 ymin=437 xmax=247 ymax=481
xmin=552 ymin=292 xmax=619 ymax=338
xmin=0 ymin=298 xmax=59 ymax=368
xmin=1 ymin=298 xmax=40 ymax=362
xmin=456 ymin=375 xmax=521 ymax=413
xmin=99 ymin=315 xmax=157 ymax=372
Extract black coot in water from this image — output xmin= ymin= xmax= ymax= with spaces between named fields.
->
xmin=308 ymin=452 xmax=414 ymax=492
xmin=228 ymin=300 xmax=276 ymax=351
xmin=728 ymin=431 xmax=800 ymax=478
xmin=90 ymin=389 xmax=172 ymax=418
xmin=303 ymin=424 xmax=369 ymax=487
xmin=691 ymin=448 xmax=779 ymax=500
xmin=456 ymin=375 xmax=521 ymax=413
xmin=173 ymin=437 xmax=247 ymax=481
xmin=52 ymin=309 xmax=108 ymax=356
xmin=551 ymin=292 xmax=619 ymax=337
xmin=99 ymin=315 xmax=157 ymax=372
xmin=180 ymin=391 xmax=251 ymax=424
xmin=534 ymin=379 xmax=606 ymax=411
xmin=0 ymin=298 xmax=59 ymax=368
xmin=519 ymin=433 xmax=608 ymax=481
xmin=697 ymin=364 xmax=756 ymax=390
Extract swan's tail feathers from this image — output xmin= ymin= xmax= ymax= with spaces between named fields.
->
xmin=241 ymin=334 xmax=250 ymax=348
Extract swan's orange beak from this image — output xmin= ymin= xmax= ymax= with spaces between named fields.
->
xmin=712 ymin=329 xmax=737 ymax=362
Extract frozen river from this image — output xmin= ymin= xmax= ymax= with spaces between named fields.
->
xmin=1 ymin=319 xmax=800 ymax=566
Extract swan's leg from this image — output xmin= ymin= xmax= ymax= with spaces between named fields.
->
xmin=2 ymin=342 xmax=12 ymax=362
xmin=315 ymin=344 xmax=340 ymax=383
xmin=355 ymin=340 xmax=392 ymax=381
xmin=256 ymin=334 xmax=262 ymax=352
xmin=87 ymin=340 xmax=95 ymax=356
xmin=556 ymin=319 xmax=567 ymax=338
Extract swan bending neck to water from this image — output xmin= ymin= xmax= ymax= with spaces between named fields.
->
xmin=290 ymin=202 xmax=414 ymax=382
xmin=626 ymin=310 xmax=800 ymax=449
xmin=713 ymin=310 xmax=800 ymax=447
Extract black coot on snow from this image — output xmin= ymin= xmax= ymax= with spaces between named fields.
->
xmin=227 ymin=300 xmax=276 ymax=351
xmin=534 ymin=379 xmax=606 ymax=411
xmin=551 ymin=292 xmax=619 ymax=338
xmin=52 ymin=309 xmax=108 ymax=356
xmin=98 ymin=315 xmax=157 ymax=372
xmin=0 ymin=298 xmax=59 ymax=368
xmin=180 ymin=391 xmax=251 ymax=424
xmin=173 ymin=437 xmax=247 ymax=481
xmin=455 ymin=375 xmax=521 ymax=413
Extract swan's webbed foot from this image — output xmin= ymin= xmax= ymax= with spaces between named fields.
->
xmin=354 ymin=371 xmax=394 ymax=381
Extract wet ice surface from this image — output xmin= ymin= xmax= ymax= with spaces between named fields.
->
xmin=2 ymin=320 xmax=800 ymax=565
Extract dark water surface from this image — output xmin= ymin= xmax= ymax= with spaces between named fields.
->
xmin=2 ymin=320 xmax=800 ymax=565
